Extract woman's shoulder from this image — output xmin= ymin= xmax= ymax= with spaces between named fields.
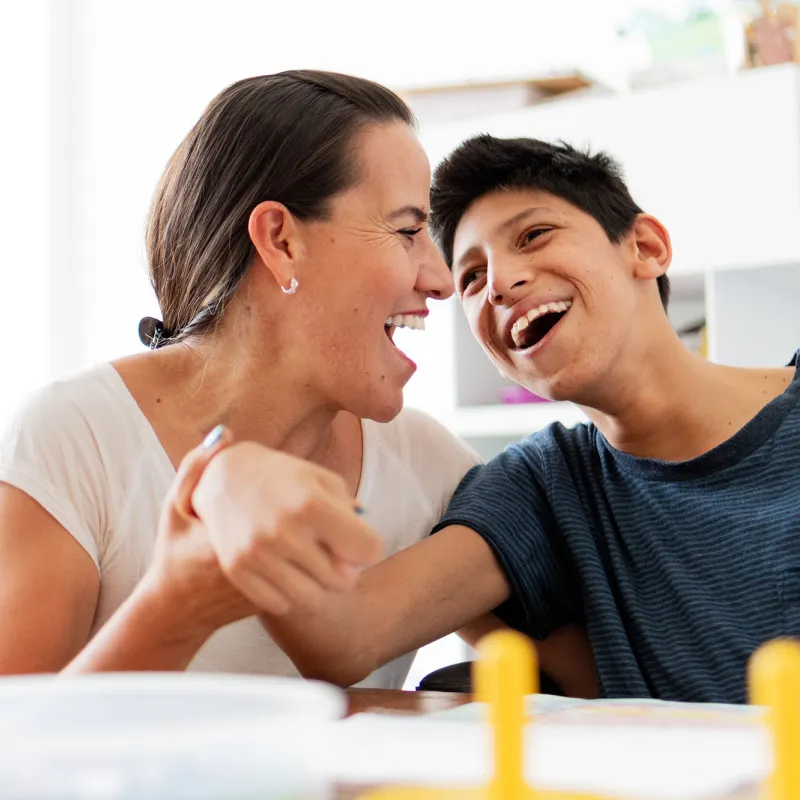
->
xmin=3 ymin=364 xmax=132 ymax=442
xmin=363 ymin=407 xmax=481 ymax=507
xmin=369 ymin=406 xmax=480 ymax=466
xmin=0 ymin=364 xmax=150 ymax=569
xmin=0 ymin=362 xmax=155 ymax=479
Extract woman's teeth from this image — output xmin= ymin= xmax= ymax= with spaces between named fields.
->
xmin=385 ymin=314 xmax=426 ymax=332
xmin=511 ymin=300 xmax=572 ymax=348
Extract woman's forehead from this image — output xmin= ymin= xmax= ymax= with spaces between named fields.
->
xmin=351 ymin=123 xmax=431 ymax=202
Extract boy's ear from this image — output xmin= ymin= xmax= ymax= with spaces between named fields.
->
xmin=247 ymin=201 xmax=304 ymax=290
xmin=631 ymin=214 xmax=671 ymax=280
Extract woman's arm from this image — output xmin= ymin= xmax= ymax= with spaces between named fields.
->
xmin=0 ymin=432 xmax=248 ymax=674
xmin=0 ymin=484 xmax=99 ymax=673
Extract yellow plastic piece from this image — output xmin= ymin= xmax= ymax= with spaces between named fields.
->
xmin=474 ymin=630 xmax=536 ymax=800
xmin=364 ymin=630 xmax=611 ymax=800
xmin=749 ymin=639 xmax=800 ymax=800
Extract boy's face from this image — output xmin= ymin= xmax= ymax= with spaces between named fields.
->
xmin=451 ymin=189 xmax=666 ymax=403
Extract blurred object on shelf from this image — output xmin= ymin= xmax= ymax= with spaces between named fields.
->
xmin=743 ymin=0 xmax=800 ymax=67
xmin=677 ymin=319 xmax=708 ymax=358
xmin=500 ymin=386 xmax=552 ymax=405
xmin=400 ymin=71 xmax=608 ymax=126
xmin=619 ymin=4 xmax=743 ymax=88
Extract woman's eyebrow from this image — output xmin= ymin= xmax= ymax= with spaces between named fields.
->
xmin=387 ymin=205 xmax=429 ymax=224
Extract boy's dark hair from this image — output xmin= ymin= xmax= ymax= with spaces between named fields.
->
xmin=429 ymin=134 xmax=670 ymax=310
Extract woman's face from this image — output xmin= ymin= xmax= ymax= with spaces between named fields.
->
xmin=294 ymin=122 xmax=453 ymax=422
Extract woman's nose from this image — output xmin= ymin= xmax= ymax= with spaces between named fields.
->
xmin=418 ymin=238 xmax=454 ymax=300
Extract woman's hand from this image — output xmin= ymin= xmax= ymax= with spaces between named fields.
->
xmin=143 ymin=426 xmax=257 ymax=639
xmin=146 ymin=426 xmax=382 ymax=637
xmin=66 ymin=428 xmax=252 ymax=672
xmin=190 ymin=436 xmax=382 ymax=617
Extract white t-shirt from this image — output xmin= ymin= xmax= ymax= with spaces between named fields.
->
xmin=0 ymin=363 xmax=480 ymax=688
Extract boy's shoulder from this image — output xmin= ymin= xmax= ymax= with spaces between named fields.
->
xmin=503 ymin=420 xmax=598 ymax=469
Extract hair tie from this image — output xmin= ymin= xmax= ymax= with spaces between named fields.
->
xmin=138 ymin=316 xmax=173 ymax=350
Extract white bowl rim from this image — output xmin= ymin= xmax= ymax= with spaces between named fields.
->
xmin=0 ymin=671 xmax=343 ymax=704
xmin=0 ymin=672 xmax=346 ymax=753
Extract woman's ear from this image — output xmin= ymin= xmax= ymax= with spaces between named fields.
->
xmin=631 ymin=214 xmax=671 ymax=280
xmin=248 ymin=201 xmax=303 ymax=290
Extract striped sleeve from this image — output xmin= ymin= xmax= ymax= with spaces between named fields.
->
xmin=432 ymin=441 xmax=580 ymax=639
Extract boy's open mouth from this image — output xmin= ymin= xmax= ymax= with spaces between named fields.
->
xmin=510 ymin=300 xmax=572 ymax=350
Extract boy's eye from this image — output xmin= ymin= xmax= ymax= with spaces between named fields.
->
xmin=460 ymin=268 xmax=486 ymax=293
xmin=522 ymin=227 xmax=550 ymax=245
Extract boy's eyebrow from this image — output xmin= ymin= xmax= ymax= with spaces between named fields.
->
xmin=497 ymin=206 xmax=548 ymax=233
xmin=453 ymin=245 xmax=483 ymax=274
xmin=387 ymin=205 xmax=429 ymax=224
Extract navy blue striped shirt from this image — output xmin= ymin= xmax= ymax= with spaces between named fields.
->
xmin=434 ymin=353 xmax=800 ymax=703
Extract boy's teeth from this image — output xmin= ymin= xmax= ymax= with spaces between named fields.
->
xmin=510 ymin=299 xmax=572 ymax=347
xmin=385 ymin=314 xmax=426 ymax=332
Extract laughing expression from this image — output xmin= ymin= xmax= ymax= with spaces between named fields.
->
xmin=451 ymin=188 xmax=648 ymax=402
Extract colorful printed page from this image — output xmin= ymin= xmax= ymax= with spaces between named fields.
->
xmin=426 ymin=693 xmax=764 ymax=728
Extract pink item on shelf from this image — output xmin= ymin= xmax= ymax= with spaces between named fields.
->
xmin=500 ymin=386 xmax=551 ymax=404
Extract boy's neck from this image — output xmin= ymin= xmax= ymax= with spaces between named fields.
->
xmin=582 ymin=341 xmax=795 ymax=462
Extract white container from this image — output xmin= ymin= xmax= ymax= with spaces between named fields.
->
xmin=0 ymin=672 xmax=345 ymax=799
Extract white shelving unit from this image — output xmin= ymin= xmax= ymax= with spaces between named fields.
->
xmin=407 ymin=64 xmax=800 ymax=459
xmin=450 ymin=402 xmax=587 ymax=439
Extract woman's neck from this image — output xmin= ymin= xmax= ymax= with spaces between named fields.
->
xmin=113 ymin=329 xmax=357 ymax=477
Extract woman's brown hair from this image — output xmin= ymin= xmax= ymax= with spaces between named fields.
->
xmin=140 ymin=70 xmax=415 ymax=348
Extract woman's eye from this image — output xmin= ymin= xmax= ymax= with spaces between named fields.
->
xmin=399 ymin=227 xmax=423 ymax=241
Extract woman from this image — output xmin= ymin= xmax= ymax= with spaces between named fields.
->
xmin=0 ymin=71 xmax=477 ymax=687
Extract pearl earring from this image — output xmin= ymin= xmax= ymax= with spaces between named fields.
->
xmin=281 ymin=276 xmax=299 ymax=295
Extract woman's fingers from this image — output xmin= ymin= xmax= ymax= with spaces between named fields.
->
xmin=227 ymin=553 xmax=328 ymax=615
xmin=171 ymin=425 xmax=234 ymax=521
xmin=309 ymin=498 xmax=383 ymax=568
xmin=187 ymin=437 xmax=383 ymax=615
xmin=275 ymin=533 xmax=356 ymax=593
xmin=223 ymin=568 xmax=293 ymax=617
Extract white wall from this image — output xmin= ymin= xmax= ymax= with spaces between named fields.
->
xmin=707 ymin=264 xmax=800 ymax=367
xmin=0 ymin=1 xmax=50 ymax=422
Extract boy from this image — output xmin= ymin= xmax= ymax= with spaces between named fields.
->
xmin=261 ymin=136 xmax=800 ymax=702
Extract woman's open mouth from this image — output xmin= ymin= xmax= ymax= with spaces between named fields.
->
xmin=510 ymin=300 xmax=572 ymax=351
xmin=384 ymin=313 xmax=426 ymax=343
xmin=383 ymin=313 xmax=426 ymax=368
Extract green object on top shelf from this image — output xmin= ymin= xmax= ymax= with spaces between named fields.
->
xmin=647 ymin=14 xmax=726 ymax=63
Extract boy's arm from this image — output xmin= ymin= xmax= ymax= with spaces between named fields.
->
xmin=261 ymin=523 xmax=511 ymax=686
xmin=459 ymin=615 xmax=598 ymax=698
xmin=458 ymin=614 xmax=508 ymax=648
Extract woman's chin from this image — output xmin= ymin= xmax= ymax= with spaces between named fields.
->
xmin=359 ymin=388 xmax=405 ymax=424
